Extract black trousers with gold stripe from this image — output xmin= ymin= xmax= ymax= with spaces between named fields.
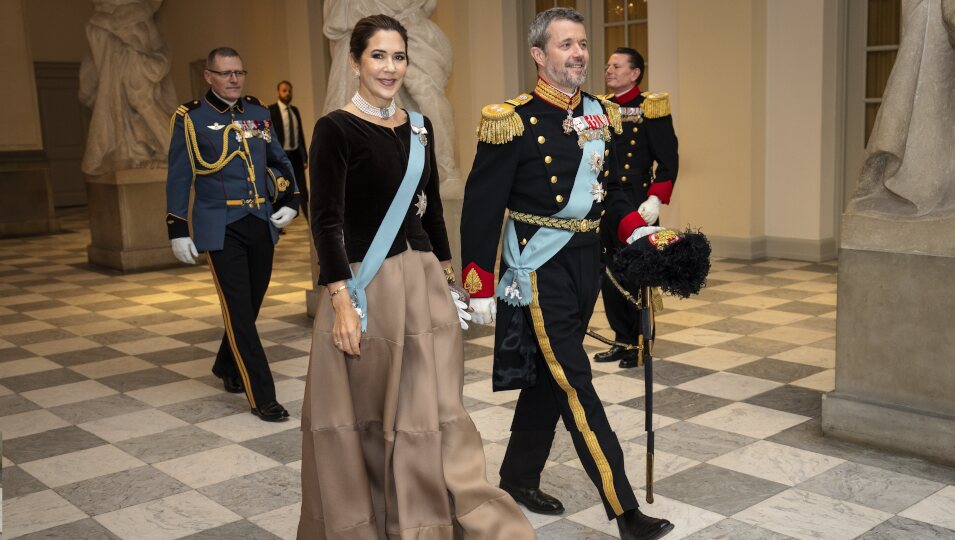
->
xmin=207 ymin=214 xmax=277 ymax=410
xmin=499 ymin=242 xmax=638 ymax=519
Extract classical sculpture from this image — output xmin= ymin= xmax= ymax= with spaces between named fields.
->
xmin=79 ymin=0 xmax=178 ymax=176
xmin=323 ymin=0 xmax=464 ymax=196
xmin=850 ymin=0 xmax=955 ymax=218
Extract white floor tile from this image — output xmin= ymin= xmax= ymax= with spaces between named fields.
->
xmin=709 ymin=440 xmax=844 ymax=486
xmin=95 ymin=490 xmax=241 ymax=540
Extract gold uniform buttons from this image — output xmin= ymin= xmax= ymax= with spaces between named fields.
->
xmin=538 ymin=136 xmax=546 ymax=144
xmin=530 ymin=116 xmax=538 ymax=124
xmin=596 ymin=226 xmax=600 ymax=233
xmin=643 ymin=183 xmax=649 ymax=188
xmin=627 ymin=152 xmax=633 ymax=158
xmin=624 ymin=164 xmax=630 ymax=170
xmin=632 ymin=127 xmax=638 ymax=133
xmin=604 ymin=170 xmax=609 ymax=177
xmin=544 ymin=155 xmax=553 ymax=164
xmin=621 ymin=176 xmax=628 ymax=182
xmin=550 ymin=175 xmax=558 ymax=184
xmin=630 ymin=140 xmax=636 ymax=146
xmin=604 ymin=149 xmax=609 ymax=156
xmin=520 ymin=238 xmax=528 ymax=246
xmin=555 ymin=194 xmax=564 ymax=203
xmin=600 ymin=210 xmax=606 ymax=216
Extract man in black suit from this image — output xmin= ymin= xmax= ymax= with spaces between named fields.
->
xmin=269 ymin=81 xmax=309 ymax=219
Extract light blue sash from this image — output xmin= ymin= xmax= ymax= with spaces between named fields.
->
xmin=496 ymin=96 xmax=604 ymax=306
xmin=348 ymin=111 xmax=426 ymax=331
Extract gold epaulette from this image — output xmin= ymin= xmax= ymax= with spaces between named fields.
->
xmin=476 ymin=93 xmax=533 ymax=144
xmin=596 ymin=93 xmax=615 ymax=101
xmin=169 ymin=100 xmax=200 ymax=133
xmin=641 ymin=92 xmax=671 ymax=119
xmin=600 ymin=99 xmax=623 ymax=135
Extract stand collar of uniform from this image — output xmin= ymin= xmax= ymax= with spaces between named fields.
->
xmin=613 ymin=85 xmax=641 ymax=103
xmin=206 ymin=89 xmax=244 ymax=114
xmin=533 ymin=78 xmax=581 ymax=111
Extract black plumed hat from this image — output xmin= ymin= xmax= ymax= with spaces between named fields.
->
xmin=610 ymin=228 xmax=711 ymax=298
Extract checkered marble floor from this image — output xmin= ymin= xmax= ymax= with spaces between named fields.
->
xmin=1 ymin=208 xmax=954 ymax=540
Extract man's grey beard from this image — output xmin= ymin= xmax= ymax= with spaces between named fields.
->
xmin=544 ymin=60 xmax=587 ymax=90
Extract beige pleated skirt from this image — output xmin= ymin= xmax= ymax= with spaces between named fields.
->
xmin=297 ymin=249 xmax=535 ymax=540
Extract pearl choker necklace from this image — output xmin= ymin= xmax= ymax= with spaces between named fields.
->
xmin=352 ymin=92 xmax=396 ymax=120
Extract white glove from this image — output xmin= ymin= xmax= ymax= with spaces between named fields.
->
xmin=270 ymin=206 xmax=298 ymax=229
xmin=171 ymin=237 xmax=198 ymax=264
xmin=637 ymin=195 xmax=662 ymax=225
xmin=626 ymin=226 xmax=666 ymax=245
xmin=450 ymin=289 xmax=472 ymax=330
xmin=469 ymin=297 xmax=497 ymax=325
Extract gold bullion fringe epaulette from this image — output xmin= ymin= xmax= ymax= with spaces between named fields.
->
xmin=600 ymin=99 xmax=623 ymax=134
xmin=476 ymin=93 xmax=533 ymax=144
xmin=169 ymin=100 xmax=201 ymax=134
xmin=641 ymin=92 xmax=671 ymax=119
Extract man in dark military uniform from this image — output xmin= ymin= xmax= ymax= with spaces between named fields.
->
xmin=460 ymin=9 xmax=673 ymax=540
xmin=166 ymin=47 xmax=300 ymax=422
xmin=595 ymin=47 xmax=679 ymax=368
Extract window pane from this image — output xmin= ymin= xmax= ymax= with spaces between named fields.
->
xmin=628 ymin=23 xmax=649 ymax=56
xmin=865 ymin=50 xmax=897 ymax=99
xmin=606 ymin=0 xmax=625 ymax=23
xmin=865 ymin=102 xmax=881 ymax=145
xmin=628 ymin=0 xmax=648 ymax=20
xmin=605 ymin=25 xmax=626 ymax=66
xmin=867 ymin=0 xmax=900 ymax=46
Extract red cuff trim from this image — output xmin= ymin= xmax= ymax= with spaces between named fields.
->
xmin=647 ymin=180 xmax=674 ymax=204
xmin=618 ymin=211 xmax=647 ymax=243
xmin=462 ymin=262 xmax=495 ymax=298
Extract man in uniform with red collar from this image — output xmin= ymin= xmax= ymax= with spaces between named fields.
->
xmin=596 ymin=47 xmax=679 ymax=368
xmin=460 ymin=9 xmax=673 ymax=540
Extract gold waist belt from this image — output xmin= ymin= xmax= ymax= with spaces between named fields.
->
xmin=226 ymin=197 xmax=266 ymax=207
xmin=509 ymin=210 xmax=599 ymax=234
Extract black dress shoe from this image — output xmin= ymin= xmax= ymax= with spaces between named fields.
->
xmin=619 ymin=354 xmax=641 ymax=369
xmin=499 ymin=481 xmax=564 ymax=515
xmin=252 ymin=401 xmax=290 ymax=422
xmin=212 ymin=370 xmax=244 ymax=393
xmin=617 ymin=508 xmax=674 ymax=540
xmin=594 ymin=345 xmax=636 ymax=363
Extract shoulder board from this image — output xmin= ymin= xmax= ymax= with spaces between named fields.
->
xmin=243 ymin=95 xmax=264 ymax=107
xmin=596 ymin=93 xmax=615 ymax=101
xmin=170 ymin=100 xmax=200 ymax=133
xmin=476 ymin=93 xmax=532 ymax=145
xmin=640 ymin=92 xmax=671 ymax=119
xmin=174 ymin=100 xmax=201 ymax=118
xmin=599 ymin=98 xmax=623 ymax=135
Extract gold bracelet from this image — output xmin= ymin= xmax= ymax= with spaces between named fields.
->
xmin=443 ymin=266 xmax=456 ymax=284
xmin=329 ymin=285 xmax=348 ymax=298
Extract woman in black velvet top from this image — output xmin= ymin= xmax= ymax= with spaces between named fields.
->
xmin=296 ymin=14 xmax=534 ymax=540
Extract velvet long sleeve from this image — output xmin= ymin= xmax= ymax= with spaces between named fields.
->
xmin=309 ymin=111 xmax=450 ymax=285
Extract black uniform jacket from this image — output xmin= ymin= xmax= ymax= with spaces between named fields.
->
xmin=460 ymin=83 xmax=642 ymax=299
xmin=599 ymin=85 xmax=679 ymax=251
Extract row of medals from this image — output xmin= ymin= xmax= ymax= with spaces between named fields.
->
xmin=561 ymin=107 xmax=609 ymax=202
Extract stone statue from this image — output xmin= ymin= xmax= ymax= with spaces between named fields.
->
xmin=323 ymin=0 xmax=464 ymax=197
xmin=849 ymin=0 xmax=955 ymax=218
xmin=79 ymin=0 xmax=178 ymax=176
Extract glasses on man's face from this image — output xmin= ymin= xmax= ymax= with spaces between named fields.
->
xmin=207 ymin=69 xmax=248 ymax=79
